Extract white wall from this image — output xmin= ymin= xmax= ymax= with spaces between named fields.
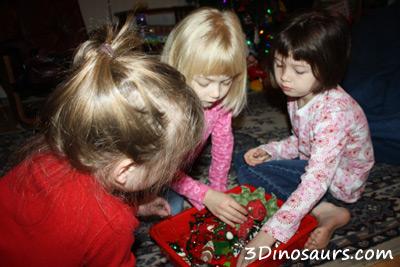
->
xmin=78 ymin=0 xmax=188 ymax=32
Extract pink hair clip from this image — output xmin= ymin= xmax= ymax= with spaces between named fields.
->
xmin=98 ymin=43 xmax=116 ymax=59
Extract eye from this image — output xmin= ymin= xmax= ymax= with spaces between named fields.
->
xmin=196 ymin=80 xmax=209 ymax=87
xmin=223 ymin=79 xmax=233 ymax=86
xmin=295 ymin=69 xmax=308 ymax=75
xmin=275 ymin=62 xmax=283 ymax=68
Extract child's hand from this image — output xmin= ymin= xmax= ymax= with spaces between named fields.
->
xmin=236 ymin=231 xmax=277 ymax=267
xmin=203 ymin=189 xmax=248 ymax=227
xmin=244 ymin=148 xmax=270 ymax=166
xmin=137 ymin=196 xmax=171 ymax=217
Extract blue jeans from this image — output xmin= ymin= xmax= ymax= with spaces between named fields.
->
xmin=234 ymin=150 xmax=308 ymax=202
xmin=165 ymin=189 xmax=184 ymax=216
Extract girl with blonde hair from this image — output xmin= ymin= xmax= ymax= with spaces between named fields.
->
xmin=0 ymin=19 xmax=204 ymax=266
xmin=161 ymin=7 xmax=249 ymax=226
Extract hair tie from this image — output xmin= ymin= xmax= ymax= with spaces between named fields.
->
xmin=99 ymin=43 xmax=116 ymax=59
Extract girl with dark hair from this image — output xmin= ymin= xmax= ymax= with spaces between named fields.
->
xmin=235 ymin=9 xmax=374 ymax=266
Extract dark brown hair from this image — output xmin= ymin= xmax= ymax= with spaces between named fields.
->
xmin=268 ymin=8 xmax=352 ymax=92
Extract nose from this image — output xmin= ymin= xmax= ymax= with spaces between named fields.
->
xmin=209 ymin=84 xmax=220 ymax=99
xmin=280 ymin=68 xmax=291 ymax=82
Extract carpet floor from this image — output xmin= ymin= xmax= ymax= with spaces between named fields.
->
xmin=1 ymin=90 xmax=399 ymax=266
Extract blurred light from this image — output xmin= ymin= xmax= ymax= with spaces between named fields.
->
xmin=260 ymin=30 xmax=264 ymax=34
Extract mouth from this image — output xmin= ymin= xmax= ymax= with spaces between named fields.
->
xmin=203 ymin=100 xmax=216 ymax=106
xmin=202 ymin=101 xmax=214 ymax=107
xmin=281 ymin=86 xmax=292 ymax=92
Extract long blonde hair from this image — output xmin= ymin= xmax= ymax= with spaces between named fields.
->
xmin=161 ymin=7 xmax=247 ymax=116
xmin=19 ymin=19 xmax=204 ymax=194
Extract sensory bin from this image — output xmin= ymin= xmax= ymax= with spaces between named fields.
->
xmin=149 ymin=185 xmax=317 ymax=267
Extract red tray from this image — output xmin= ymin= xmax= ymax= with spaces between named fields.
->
xmin=150 ymin=184 xmax=317 ymax=266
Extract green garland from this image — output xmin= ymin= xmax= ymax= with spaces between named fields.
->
xmin=230 ymin=186 xmax=279 ymax=226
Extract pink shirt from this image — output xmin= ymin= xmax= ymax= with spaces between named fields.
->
xmin=260 ymin=86 xmax=374 ymax=243
xmin=171 ymin=101 xmax=234 ymax=210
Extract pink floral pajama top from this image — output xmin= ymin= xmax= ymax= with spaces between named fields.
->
xmin=259 ymin=86 xmax=375 ymax=243
xmin=171 ymin=101 xmax=234 ymax=210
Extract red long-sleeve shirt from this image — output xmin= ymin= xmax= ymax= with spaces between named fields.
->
xmin=0 ymin=153 xmax=139 ymax=266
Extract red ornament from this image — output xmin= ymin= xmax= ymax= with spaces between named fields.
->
xmin=247 ymin=199 xmax=267 ymax=221
xmin=238 ymin=199 xmax=267 ymax=240
xmin=247 ymin=54 xmax=267 ymax=82
xmin=196 ymin=219 xmax=217 ymax=244
xmin=238 ymin=217 xmax=254 ymax=240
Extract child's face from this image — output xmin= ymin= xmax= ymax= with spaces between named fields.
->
xmin=190 ymin=75 xmax=233 ymax=108
xmin=274 ymin=53 xmax=319 ymax=106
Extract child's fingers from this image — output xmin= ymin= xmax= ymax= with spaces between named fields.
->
xmin=249 ymin=151 xmax=270 ymax=164
xmin=253 ymin=149 xmax=268 ymax=158
xmin=154 ymin=207 xmax=169 ymax=217
xmin=244 ymin=148 xmax=270 ymax=166
xmin=237 ymin=248 xmax=256 ymax=267
xmin=221 ymin=203 xmax=248 ymax=225
xmin=247 ymin=155 xmax=266 ymax=166
xmin=244 ymin=152 xmax=260 ymax=166
xmin=256 ymin=155 xmax=270 ymax=161
xmin=252 ymin=150 xmax=264 ymax=157
xmin=213 ymin=199 xmax=248 ymax=226
xmin=226 ymin=195 xmax=247 ymax=214
xmin=226 ymin=208 xmax=247 ymax=224
xmin=163 ymin=202 xmax=172 ymax=216
xmin=152 ymin=197 xmax=171 ymax=216
xmin=244 ymin=157 xmax=256 ymax=166
xmin=231 ymin=201 xmax=248 ymax=216
xmin=217 ymin=214 xmax=235 ymax=228
xmin=218 ymin=208 xmax=245 ymax=227
xmin=237 ymin=250 xmax=250 ymax=267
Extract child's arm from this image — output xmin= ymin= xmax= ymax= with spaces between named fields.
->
xmin=171 ymin=171 xmax=209 ymax=210
xmin=241 ymin=134 xmax=299 ymax=166
xmin=244 ymin=148 xmax=271 ymax=166
xmin=258 ymin=134 xmax=299 ymax=160
xmin=208 ymin=109 xmax=234 ymax=192
xmin=171 ymin=173 xmax=247 ymax=226
xmin=260 ymin=101 xmax=362 ymax=244
xmin=236 ymin=231 xmax=277 ymax=267
xmin=137 ymin=196 xmax=171 ymax=217
xmin=172 ymin=109 xmax=248 ymax=225
xmin=203 ymin=188 xmax=247 ymax=227
xmin=206 ymin=108 xmax=249 ymax=226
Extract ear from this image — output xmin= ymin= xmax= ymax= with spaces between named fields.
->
xmin=114 ymin=159 xmax=135 ymax=186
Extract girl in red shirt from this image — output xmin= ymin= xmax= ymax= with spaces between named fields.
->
xmin=0 ymin=19 xmax=204 ymax=266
